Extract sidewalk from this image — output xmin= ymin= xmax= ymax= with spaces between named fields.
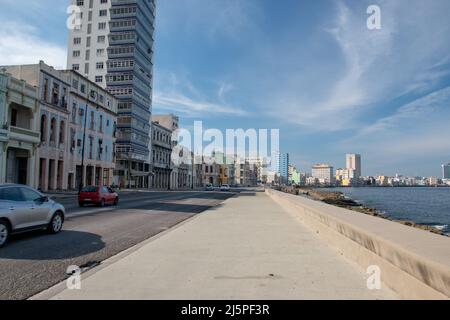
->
xmin=41 ymin=191 xmax=396 ymax=300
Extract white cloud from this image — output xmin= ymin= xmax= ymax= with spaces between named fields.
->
xmin=0 ymin=21 xmax=67 ymax=69
xmin=153 ymin=91 xmax=247 ymax=118
xmin=359 ymin=86 xmax=450 ymax=136
xmin=256 ymin=0 xmax=450 ymax=132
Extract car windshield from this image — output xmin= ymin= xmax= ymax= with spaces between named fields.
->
xmin=82 ymin=186 xmax=98 ymax=193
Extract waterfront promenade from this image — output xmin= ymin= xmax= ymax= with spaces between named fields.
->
xmin=36 ymin=189 xmax=397 ymax=300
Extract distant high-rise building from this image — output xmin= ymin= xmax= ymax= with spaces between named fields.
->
xmin=312 ymin=164 xmax=334 ymax=185
xmin=278 ymin=153 xmax=289 ymax=184
xmin=442 ymin=163 xmax=450 ymax=179
xmin=346 ymin=153 xmax=361 ymax=178
xmin=67 ymin=0 xmax=156 ymax=188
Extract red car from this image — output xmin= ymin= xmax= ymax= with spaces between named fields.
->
xmin=78 ymin=186 xmax=119 ymax=207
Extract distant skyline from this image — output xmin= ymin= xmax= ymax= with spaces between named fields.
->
xmin=0 ymin=0 xmax=450 ymax=176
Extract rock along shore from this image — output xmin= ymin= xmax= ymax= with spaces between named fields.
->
xmin=278 ymin=186 xmax=446 ymax=236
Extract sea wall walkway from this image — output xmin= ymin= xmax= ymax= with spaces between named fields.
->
xmin=35 ymin=190 xmax=396 ymax=300
xmin=266 ymin=189 xmax=450 ymax=299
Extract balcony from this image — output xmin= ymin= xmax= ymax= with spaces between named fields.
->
xmin=9 ymin=126 xmax=40 ymax=145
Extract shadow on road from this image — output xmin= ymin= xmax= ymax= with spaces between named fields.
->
xmin=0 ymin=230 xmax=105 ymax=260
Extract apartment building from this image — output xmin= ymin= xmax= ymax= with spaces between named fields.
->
xmin=67 ymin=0 xmax=157 ymax=188
xmin=4 ymin=62 xmax=72 ymax=191
xmin=0 ymin=70 xmax=40 ymax=187
xmin=61 ymin=70 xmax=118 ymax=189
xmin=312 ymin=164 xmax=334 ymax=185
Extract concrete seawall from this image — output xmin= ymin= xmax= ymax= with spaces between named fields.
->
xmin=266 ymin=189 xmax=450 ymax=300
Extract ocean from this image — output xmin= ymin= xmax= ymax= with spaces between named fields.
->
xmin=330 ymin=187 xmax=450 ymax=235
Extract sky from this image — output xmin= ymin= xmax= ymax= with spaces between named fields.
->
xmin=1 ymin=0 xmax=450 ymax=177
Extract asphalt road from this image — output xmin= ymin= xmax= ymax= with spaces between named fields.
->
xmin=0 ymin=190 xmax=235 ymax=300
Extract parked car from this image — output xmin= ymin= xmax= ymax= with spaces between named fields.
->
xmin=205 ymin=184 xmax=215 ymax=191
xmin=78 ymin=185 xmax=119 ymax=207
xmin=0 ymin=184 xmax=65 ymax=248
xmin=220 ymin=184 xmax=231 ymax=191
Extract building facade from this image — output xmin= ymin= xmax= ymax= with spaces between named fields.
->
xmin=0 ymin=70 xmax=40 ymax=187
xmin=151 ymin=121 xmax=171 ymax=189
xmin=4 ymin=62 xmax=72 ymax=191
xmin=278 ymin=153 xmax=289 ymax=185
xmin=62 ymin=70 xmax=118 ymax=190
xmin=67 ymin=0 xmax=157 ymax=188
xmin=312 ymin=164 xmax=334 ymax=185
xmin=442 ymin=163 xmax=450 ymax=180
xmin=346 ymin=153 xmax=361 ymax=179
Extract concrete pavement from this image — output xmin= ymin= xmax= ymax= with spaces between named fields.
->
xmin=0 ymin=191 xmax=234 ymax=300
xmin=43 ymin=190 xmax=397 ymax=300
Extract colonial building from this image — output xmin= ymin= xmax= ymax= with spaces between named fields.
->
xmin=152 ymin=114 xmax=194 ymax=189
xmin=0 ymin=70 xmax=40 ymax=187
xmin=61 ymin=70 xmax=118 ymax=190
xmin=151 ymin=120 xmax=172 ymax=189
xmin=4 ymin=62 xmax=71 ymax=191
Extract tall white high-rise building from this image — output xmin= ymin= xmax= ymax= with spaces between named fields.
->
xmin=67 ymin=0 xmax=157 ymax=188
xmin=346 ymin=153 xmax=361 ymax=178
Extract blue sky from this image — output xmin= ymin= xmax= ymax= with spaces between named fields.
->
xmin=1 ymin=0 xmax=450 ymax=177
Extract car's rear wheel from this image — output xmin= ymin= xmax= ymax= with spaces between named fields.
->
xmin=47 ymin=212 xmax=64 ymax=234
xmin=113 ymin=197 xmax=119 ymax=206
xmin=0 ymin=220 xmax=10 ymax=248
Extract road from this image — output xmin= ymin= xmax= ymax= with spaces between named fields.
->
xmin=0 ymin=190 xmax=235 ymax=300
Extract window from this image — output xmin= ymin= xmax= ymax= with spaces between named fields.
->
xmin=40 ymin=115 xmax=47 ymax=142
xmin=99 ymin=115 xmax=103 ymax=132
xmin=59 ymin=121 xmax=65 ymax=145
xmin=99 ymin=10 xmax=107 ymax=17
xmin=20 ymin=188 xmax=42 ymax=202
xmin=72 ymin=50 xmax=80 ymax=57
xmin=97 ymin=35 xmax=105 ymax=43
xmin=95 ymin=76 xmax=103 ymax=83
xmin=96 ymin=49 xmax=104 ymax=56
xmin=73 ymin=37 xmax=81 ymax=45
xmin=43 ymin=78 xmax=49 ymax=101
xmin=101 ymin=0 xmax=108 ymax=3
xmin=10 ymin=108 xmax=17 ymax=127
xmin=90 ymin=111 xmax=95 ymax=129
xmin=96 ymin=62 xmax=104 ymax=69
xmin=98 ymin=22 xmax=106 ymax=30
xmin=80 ymin=83 xmax=86 ymax=93
xmin=76 ymin=0 xmax=84 ymax=6
xmin=72 ymin=64 xmax=80 ymax=71
xmin=50 ymin=118 xmax=57 ymax=143
xmin=0 ymin=187 xmax=24 ymax=201
xmin=72 ymin=104 xmax=77 ymax=123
